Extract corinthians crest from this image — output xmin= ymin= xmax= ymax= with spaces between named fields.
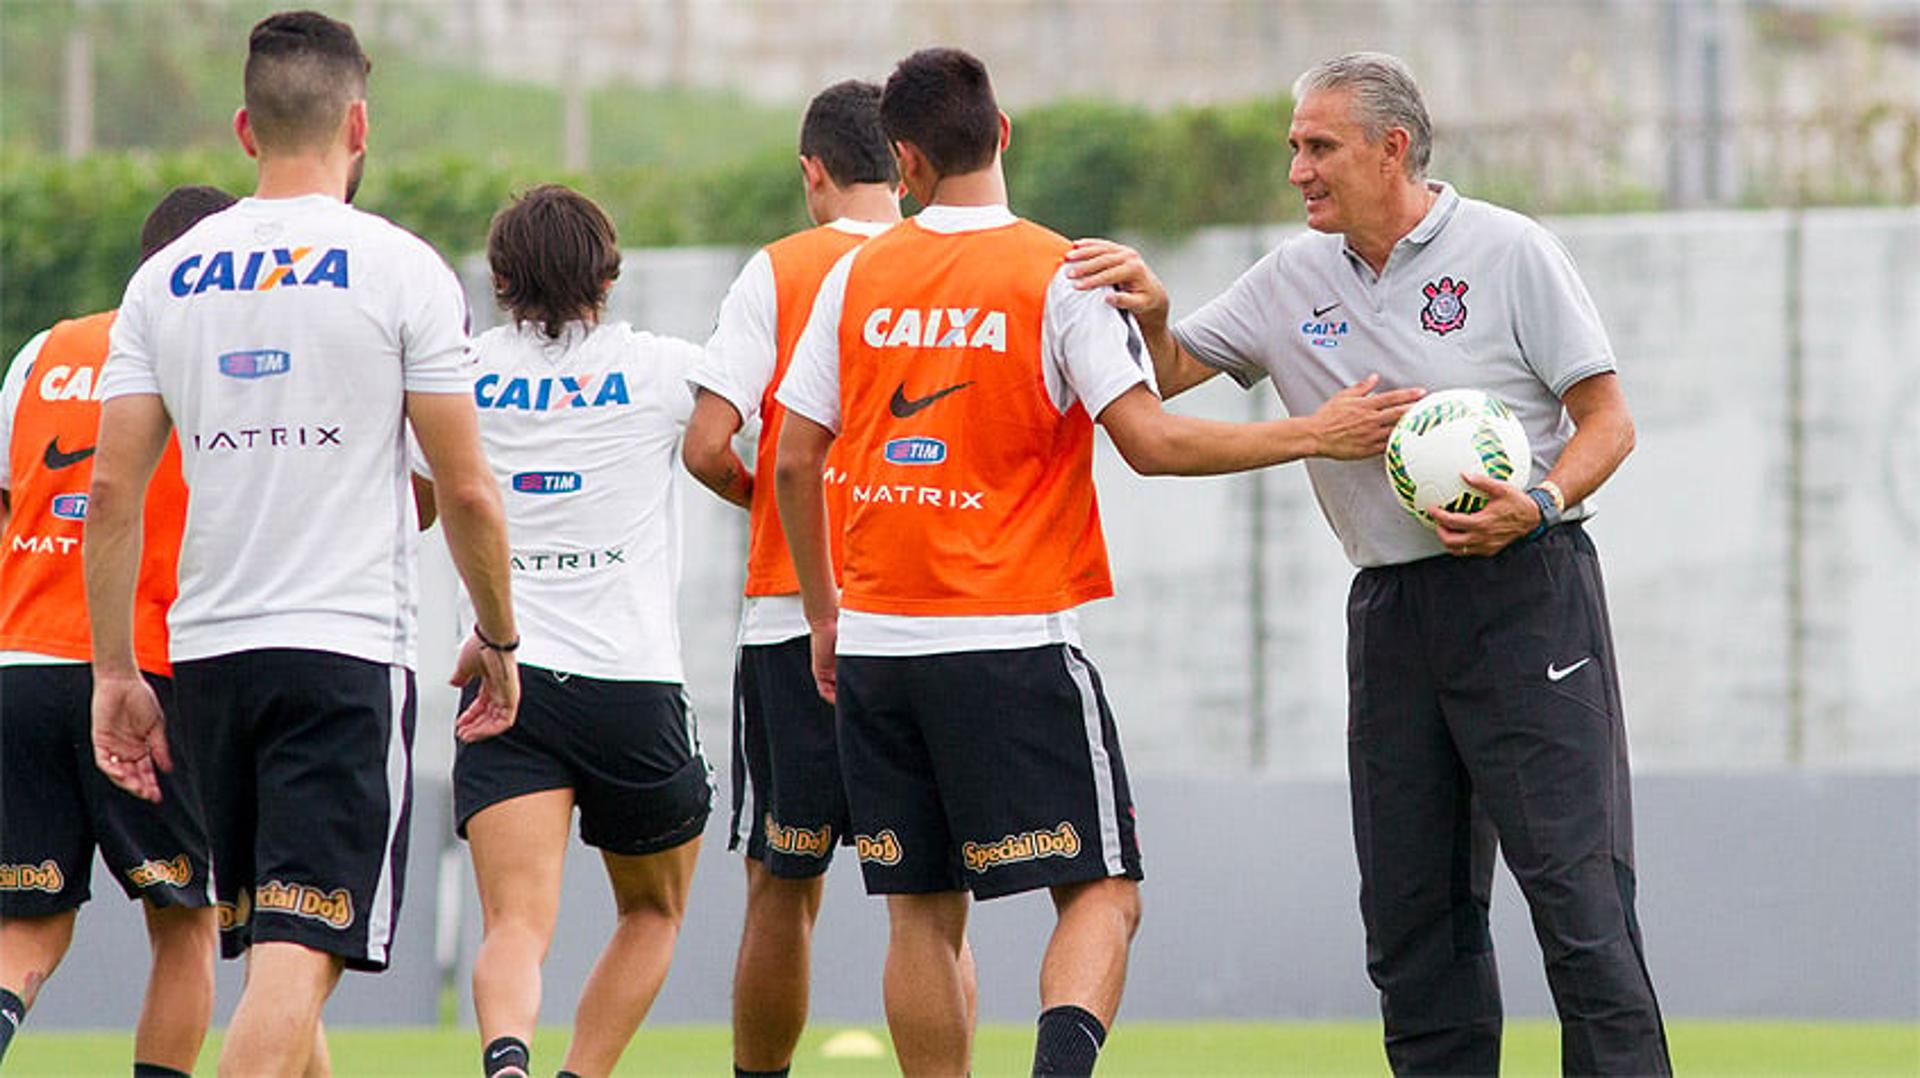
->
xmin=1420 ymin=276 xmax=1469 ymax=335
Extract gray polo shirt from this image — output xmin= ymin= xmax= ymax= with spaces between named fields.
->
xmin=1172 ymin=182 xmax=1614 ymax=568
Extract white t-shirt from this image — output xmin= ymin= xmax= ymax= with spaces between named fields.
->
xmin=774 ymin=203 xmax=1155 ymax=656
xmin=0 ymin=330 xmax=50 ymax=492
xmin=687 ymin=218 xmax=889 ymax=647
xmin=444 ymin=319 xmax=699 ymax=682
xmin=99 ymin=194 xmax=473 ymax=667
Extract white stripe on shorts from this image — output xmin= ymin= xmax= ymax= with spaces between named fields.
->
xmin=681 ymin=687 xmax=716 ymax=812
xmin=1061 ymin=646 xmax=1124 ymax=877
xmin=364 ymin=665 xmax=409 ymax=965
xmin=730 ymin=666 xmax=753 ymax=849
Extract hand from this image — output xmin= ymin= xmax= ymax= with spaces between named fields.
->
xmin=1310 ymin=375 xmax=1425 ymax=460
xmin=1065 ymin=239 xmax=1171 ymax=329
xmin=808 ymin=618 xmax=838 ymax=705
xmin=449 ymin=632 xmax=521 ymax=742
xmin=92 ymin=672 xmax=172 ymax=802
xmin=1431 ymin=472 xmax=1540 ymax=556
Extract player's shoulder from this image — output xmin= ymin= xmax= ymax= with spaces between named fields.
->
xmin=470 ymin=321 xmax=523 ymax=357
xmin=343 ymin=205 xmax=459 ymax=270
xmin=603 ymin=321 xmax=700 ymax=368
xmin=47 ymin=309 xmax=118 ymax=337
xmin=1011 ymin=216 xmax=1072 ymax=253
xmin=763 ymin=224 xmax=841 ymax=259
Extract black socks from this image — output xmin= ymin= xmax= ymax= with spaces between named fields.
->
xmin=0 ymin=987 xmax=25 ymax=1063
xmin=483 ymin=1034 xmax=530 ymax=1077
xmin=132 ymin=1065 xmax=191 ymax=1078
xmin=734 ymin=1067 xmax=792 ymax=1077
xmin=1032 ymin=1003 xmax=1107 ymax=1076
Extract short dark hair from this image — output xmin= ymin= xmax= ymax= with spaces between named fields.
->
xmin=140 ymin=185 xmax=238 ymax=263
xmin=488 ymin=184 xmax=621 ymax=340
xmin=879 ymin=48 xmax=1001 ymax=176
xmin=800 ymin=80 xmax=897 ymax=188
xmin=244 ymin=10 xmax=371 ymax=153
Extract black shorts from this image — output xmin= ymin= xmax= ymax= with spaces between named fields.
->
xmin=172 ymin=649 xmax=415 ymax=973
xmin=0 ymin=664 xmax=211 ymax=917
xmin=729 ymin=634 xmax=850 ymax=878
xmin=835 ymin=644 xmax=1143 ymax=901
xmin=455 ymin=666 xmax=712 ymax=856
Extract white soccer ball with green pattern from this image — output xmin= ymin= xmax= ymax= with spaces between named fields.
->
xmin=1384 ymin=388 xmax=1531 ymax=529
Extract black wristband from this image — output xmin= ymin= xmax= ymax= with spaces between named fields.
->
xmin=1524 ymin=486 xmax=1561 ymax=541
xmin=473 ymin=625 xmax=520 ymax=652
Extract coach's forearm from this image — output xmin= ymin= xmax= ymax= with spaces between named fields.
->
xmin=1549 ymin=373 xmax=1636 ymax=508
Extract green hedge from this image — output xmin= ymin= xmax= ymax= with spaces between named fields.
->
xmin=1 ymin=96 xmax=1299 ymax=361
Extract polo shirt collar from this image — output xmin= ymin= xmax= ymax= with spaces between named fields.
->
xmin=1341 ymin=180 xmax=1460 ymax=265
xmin=1402 ymin=181 xmax=1459 ymax=246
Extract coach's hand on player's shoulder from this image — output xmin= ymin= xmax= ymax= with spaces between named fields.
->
xmin=1431 ymin=472 xmax=1539 ymax=557
xmin=1309 ymin=375 xmax=1425 ymax=460
xmin=91 ymin=672 xmax=172 ymax=803
xmin=1065 ymin=239 xmax=1170 ymax=328
xmin=450 ymin=631 xmax=521 ymax=743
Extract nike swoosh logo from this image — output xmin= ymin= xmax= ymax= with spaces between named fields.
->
xmin=1313 ymin=302 xmax=1342 ymax=318
xmin=1 ymin=1010 xmax=17 ymax=1029
xmin=488 ymin=1047 xmax=511 ymax=1061
xmin=43 ymin=437 xmax=96 ymax=470
xmin=1546 ymin=657 xmax=1592 ymax=682
xmin=889 ymin=381 xmax=974 ymax=419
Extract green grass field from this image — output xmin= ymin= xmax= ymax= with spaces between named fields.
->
xmin=7 ymin=1021 xmax=1916 ymax=1076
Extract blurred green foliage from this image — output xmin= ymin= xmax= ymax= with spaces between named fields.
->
xmin=0 ymin=94 xmax=1307 ymax=360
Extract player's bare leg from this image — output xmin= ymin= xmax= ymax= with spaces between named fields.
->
xmin=469 ymin=788 xmax=573 ymax=1077
xmin=1040 ymin=877 xmax=1140 ymax=1023
xmin=960 ymin=933 xmax=980 ymax=1033
xmin=560 ymin=836 xmax=702 ymax=1077
xmin=0 ymin=911 xmax=75 ymax=1062
xmin=219 ymin=941 xmax=343 ymax=1077
xmin=731 ymin=861 xmax=825 ymax=1072
xmin=134 ymin=902 xmax=216 ymax=1073
xmin=1032 ymin=877 xmax=1142 ymax=1073
xmin=882 ymin=891 xmax=972 ymax=1076
xmin=304 ymin=1020 xmax=332 ymax=1077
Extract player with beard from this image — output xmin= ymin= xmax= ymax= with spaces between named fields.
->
xmin=86 ymin=11 xmax=519 ymax=1074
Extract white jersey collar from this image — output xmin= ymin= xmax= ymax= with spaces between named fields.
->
xmin=828 ymin=217 xmax=896 ymax=237
xmin=912 ymin=203 xmax=1018 ymax=234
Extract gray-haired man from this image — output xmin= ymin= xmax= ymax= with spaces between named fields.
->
xmin=1069 ymin=52 xmax=1668 ymax=1076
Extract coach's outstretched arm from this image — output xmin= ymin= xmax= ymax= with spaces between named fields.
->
xmin=772 ymin=412 xmax=839 ymax=704
xmin=84 ymin=393 xmax=174 ymax=802
xmin=1098 ymin=377 xmax=1422 ymax=477
xmin=1066 ymin=239 xmax=1219 ymax=399
xmin=407 ymin=390 xmax=521 ymax=741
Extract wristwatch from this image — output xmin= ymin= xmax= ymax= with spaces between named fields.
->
xmin=1524 ymin=484 xmax=1563 ymax=540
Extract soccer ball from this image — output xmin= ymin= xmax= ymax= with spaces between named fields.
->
xmin=1384 ymin=389 xmax=1531 ymax=529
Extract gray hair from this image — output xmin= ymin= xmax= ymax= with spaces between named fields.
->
xmin=1292 ymin=52 xmax=1432 ymax=179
